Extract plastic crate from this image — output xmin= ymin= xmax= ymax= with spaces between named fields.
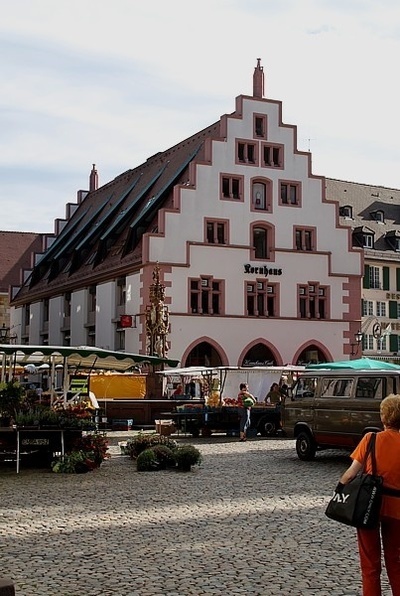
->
xmin=112 ymin=419 xmax=133 ymax=431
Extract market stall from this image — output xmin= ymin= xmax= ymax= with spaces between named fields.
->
xmin=158 ymin=365 xmax=304 ymax=437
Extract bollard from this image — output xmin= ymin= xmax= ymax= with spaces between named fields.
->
xmin=0 ymin=578 xmax=15 ymax=596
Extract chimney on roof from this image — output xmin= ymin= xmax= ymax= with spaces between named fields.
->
xmin=253 ymin=58 xmax=264 ymax=99
xmin=89 ymin=163 xmax=98 ymax=192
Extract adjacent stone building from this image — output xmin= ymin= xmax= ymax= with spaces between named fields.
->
xmin=328 ymin=179 xmax=400 ymax=362
xmin=0 ymin=231 xmax=45 ymax=339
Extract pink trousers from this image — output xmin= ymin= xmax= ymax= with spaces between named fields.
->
xmin=357 ymin=517 xmax=400 ymax=596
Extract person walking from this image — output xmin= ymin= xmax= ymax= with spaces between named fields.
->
xmin=335 ymin=394 xmax=400 ymax=596
xmin=237 ymin=383 xmax=256 ymax=442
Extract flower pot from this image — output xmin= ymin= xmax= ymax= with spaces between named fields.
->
xmin=177 ymin=462 xmax=192 ymax=472
xmin=75 ymin=462 xmax=90 ymax=474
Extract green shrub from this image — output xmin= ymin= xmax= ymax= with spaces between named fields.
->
xmin=173 ymin=444 xmax=202 ymax=470
xmin=149 ymin=444 xmax=176 ymax=468
xmin=136 ymin=448 xmax=159 ymax=471
xmin=126 ymin=433 xmax=177 ymax=459
xmin=52 ymin=451 xmax=94 ymax=473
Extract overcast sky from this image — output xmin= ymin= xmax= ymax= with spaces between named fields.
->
xmin=1 ymin=0 xmax=400 ymax=233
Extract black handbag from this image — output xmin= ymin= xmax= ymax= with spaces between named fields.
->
xmin=325 ymin=433 xmax=383 ymax=529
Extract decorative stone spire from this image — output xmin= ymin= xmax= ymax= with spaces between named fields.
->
xmin=253 ymin=58 xmax=264 ymax=99
xmin=145 ymin=263 xmax=170 ymax=358
xmin=89 ymin=164 xmax=98 ymax=192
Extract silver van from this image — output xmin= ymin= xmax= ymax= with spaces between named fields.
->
xmin=282 ymin=369 xmax=400 ymax=460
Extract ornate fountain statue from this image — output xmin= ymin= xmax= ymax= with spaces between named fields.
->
xmin=145 ymin=264 xmax=170 ymax=358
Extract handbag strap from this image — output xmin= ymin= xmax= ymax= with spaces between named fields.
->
xmin=364 ymin=432 xmax=400 ymax=497
xmin=382 ymin=486 xmax=400 ymax=497
xmin=363 ymin=432 xmax=377 ymax=475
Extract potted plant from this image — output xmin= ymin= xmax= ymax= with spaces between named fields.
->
xmin=52 ymin=450 xmax=93 ymax=473
xmin=0 ymin=381 xmax=25 ymax=426
xmin=126 ymin=432 xmax=177 ymax=459
xmin=14 ymin=410 xmax=40 ymax=429
xmin=149 ymin=444 xmax=176 ymax=469
xmin=136 ymin=448 xmax=159 ymax=471
xmin=172 ymin=444 xmax=202 ymax=472
xmin=73 ymin=433 xmax=110 ymax=467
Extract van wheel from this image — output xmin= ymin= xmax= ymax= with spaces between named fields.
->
xmin=296 ymin=432 xmax=316 ymax=461
xmin=258 ymin=418 xmax=276 ymax=436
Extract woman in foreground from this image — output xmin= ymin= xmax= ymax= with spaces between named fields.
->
xmin=336 ymin=394 xmax=400 ymax=595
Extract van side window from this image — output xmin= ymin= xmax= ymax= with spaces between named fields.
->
xmin=293 ymin=377 xmax=316 ymax=399
xmin=386 ymin=376 xmax=395 ymax=397
xmin=356 ymin=377 xmax=382 ymax=400
xmin=321 ymin=378 xmax=353 ymax=398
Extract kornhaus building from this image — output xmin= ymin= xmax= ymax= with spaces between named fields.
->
xmin=10 ymin=60 xmax=366 ymax=366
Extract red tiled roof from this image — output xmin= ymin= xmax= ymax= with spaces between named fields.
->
xmin=0 ymin=231 xmax=43 ymax=293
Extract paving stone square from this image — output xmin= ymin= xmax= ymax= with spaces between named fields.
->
xmin=0 ymin=434 xmax=393 ymax=595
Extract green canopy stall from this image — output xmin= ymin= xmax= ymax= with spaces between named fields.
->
xmin=306 ymin=357 xmax=400 ymax=371
xmin=0 ymin=344 xmax=179 ymax=403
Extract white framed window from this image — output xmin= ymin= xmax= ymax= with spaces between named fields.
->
xmin=377 ymin=336 xmax=387 ymax=351
xmin=363 ymin=334 xmax=374 ymax=350
xmin=364 ymin=234 xmax=374 ymax=248
xmin=362 ymin=300 xmax=373 ymax=316
xmin=369 ymin=266 xmax=381 ymax=289
xmin=376 ymin=301 xmax=386 ymax=317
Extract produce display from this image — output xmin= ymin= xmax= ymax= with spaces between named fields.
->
xmin=206 ymin=378 xmax=221 ymax=407
xmin=222 ymin=397 xmax=239 ymax=406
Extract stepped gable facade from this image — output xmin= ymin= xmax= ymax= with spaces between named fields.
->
xmin=11 ymin=60 xmax=363 ymax=366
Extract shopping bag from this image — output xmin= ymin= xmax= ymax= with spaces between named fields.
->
xmin=325 ymin=433 xmax=383 ymax=529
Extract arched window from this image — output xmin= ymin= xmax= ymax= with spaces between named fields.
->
xmin=251 ymin=178 xmax=272 ymax=212
xmin=253 ymin=182 xmax=266 ymax=210
xmin=253 ymin=227 xmax=268 ymax=259
xmin=251 ymin=223 xmax=274 ymax=260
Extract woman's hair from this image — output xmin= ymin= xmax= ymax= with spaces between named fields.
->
xmin=380 ymin=394 xmax=400 ymax=429
xmin=239 ymin=383 xmax=247 ymax=390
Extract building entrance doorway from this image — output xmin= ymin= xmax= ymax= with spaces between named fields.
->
xmin=241 ymin=343 xmax=277 ymax=366
xmin=184 ymin=341 xmax=222 ymax=367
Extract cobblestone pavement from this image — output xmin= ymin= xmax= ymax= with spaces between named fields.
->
xmin=0 ymin=433 xmax=393 ymax=596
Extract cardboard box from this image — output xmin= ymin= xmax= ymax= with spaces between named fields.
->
xmin=155 ymin=420 xmax=176 ymax=436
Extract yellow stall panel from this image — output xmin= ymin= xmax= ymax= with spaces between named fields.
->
xmin=89 ymin=374 xmax=146 ymax=399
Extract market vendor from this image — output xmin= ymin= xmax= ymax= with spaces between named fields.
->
xmin=172 ymin=384 xmax=184 ymax=397
xmin=265 ymin=383 xmax=283 ymax=405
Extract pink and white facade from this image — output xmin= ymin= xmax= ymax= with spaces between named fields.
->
xmin=11 ymin=61 xmax=363 ymax=366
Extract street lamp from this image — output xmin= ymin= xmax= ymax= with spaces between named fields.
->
xmin=350 ymin=331 xmax=363 ymax=356
xmin=0 ymin=324 xmax=9 ymax=343
xmin=0 ymin=324 xmax=17 ymax=344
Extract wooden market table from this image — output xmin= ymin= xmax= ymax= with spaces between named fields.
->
xmin=0 ymin=427 xmax=82 ymax=473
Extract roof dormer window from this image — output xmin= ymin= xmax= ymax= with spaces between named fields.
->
xmin=352 ymin=226 xmax=375 ymax=249
xmin=384 ymin=230 xmax=400 ymax=252
xmin=339 ymin=205 xmax=353 ymax=218
xmin=363 ymin=234 xmax=374 ymax=248
xmin=371 ymin=209 xmax=385 ymax=223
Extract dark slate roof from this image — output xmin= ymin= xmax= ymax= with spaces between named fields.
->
xmin=0 ymin=231 xmax=44 ymax=293
xmin=12 ymin=120 xmax=222 ymax=306
xmin=326 ymin=178 xmax=400 ymax=258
